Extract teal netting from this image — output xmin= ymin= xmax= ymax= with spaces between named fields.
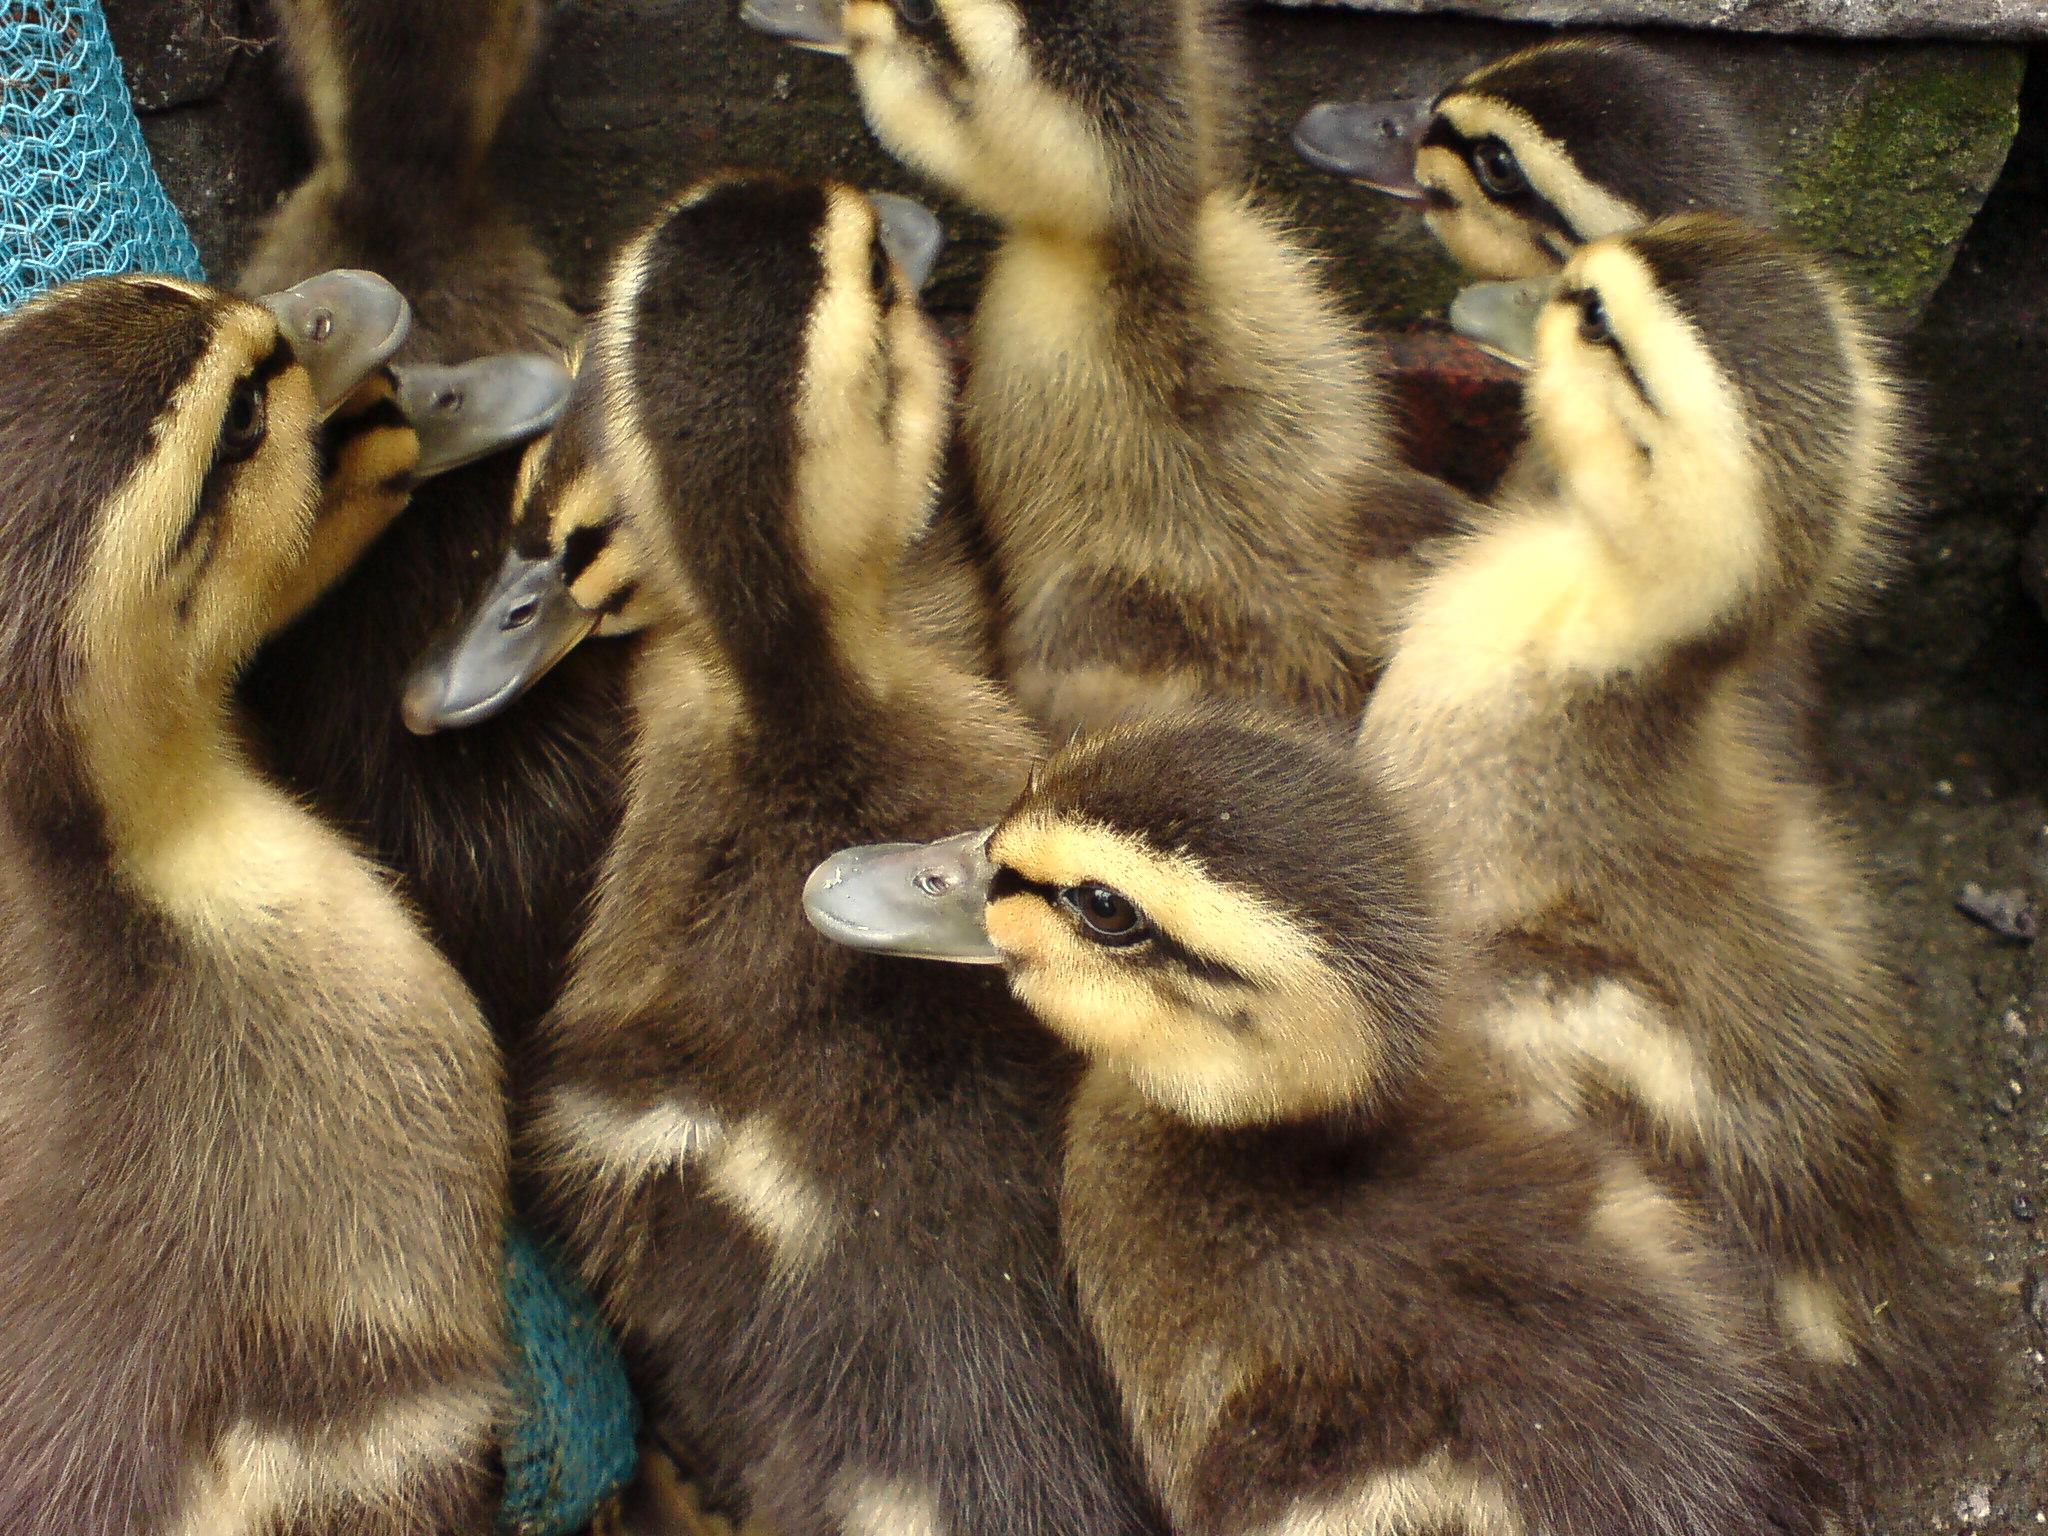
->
xmin=498 ymin=1227 xmax=643 ymax=1536
xmin=0 ymin=0 xmax=204 ymax=305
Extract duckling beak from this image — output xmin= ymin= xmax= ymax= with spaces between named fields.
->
xmin=738 ymin=0 xmax=847 ymax=54
xmin=258 ymin=270 xmax=412 ymax=415
xmin=803 ymin=830 xmax=1003 ymax=964
xmin=392 ymin=353 xmax=575 ymax=481
xmin=871 ymin=193 xmax=945 ymax=294
xmin=399 ymin=549 xmax=597 ymax=735
xmin=1292 ymin=98 xmax=1432 ymax=202
xmin=1447 ymin=276 xmax=1552 ymax=370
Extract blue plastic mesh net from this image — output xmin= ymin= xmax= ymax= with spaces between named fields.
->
xmin=0 ymin=0 xmax=204 ymax=306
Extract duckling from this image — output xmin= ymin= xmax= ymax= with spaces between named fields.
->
xmin=744 ymin=0 xmax=1474 ymax=736
xmin=1294 ymin=35 xmax=1772 ymax=283
xmin=266 ymin=351 xmax=571 ymax=637
xmin=807 ymin=703 xmax=1823 ymax=1536
xmin=406 ymin=173 xmax=1163 ymax=1536
xmin=1301 ymin=41 xmax=1866 ymax=955
xmin=1357 ymin=214 xmax=1989 ymax=1506
xmin=0 ymin=272 xmax=506 ymax=1534
xmin=234 ymin=0 xmax=624 ymax=1040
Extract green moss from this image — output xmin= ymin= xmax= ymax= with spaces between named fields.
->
xmin=1779 ymin=49 xmax=2024 ymax=312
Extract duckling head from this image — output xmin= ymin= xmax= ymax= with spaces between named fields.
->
xmin=402 ymin=173 xmax=953 ymax=733
xmin=743 ymin=0 xmax=1225 ymax=243
xmin=1511 ymin=213 xmax=1902 ymax=641
xmin=0 ymin=270 xmax=405 ymax=831
xmin=1296 ymin=37 xmax=1769 ymax=281
xmin=808 ymin=706 xmax=1447 ymax=1127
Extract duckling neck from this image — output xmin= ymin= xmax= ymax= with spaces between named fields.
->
xmin=970 ymin=188 xmax=1375 ymax=568
xmin=1404 ymin=501 xmax=1763 ymax=683
xmin=652 ymin=547 xmax=941 ymax=768
xmin=1363 ymin=508 xmax=1763 ymax=924
xmin=61 ymin=663 xmax=355 ymax=926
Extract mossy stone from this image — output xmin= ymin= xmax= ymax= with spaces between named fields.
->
xmin=1779 ymin=50 xmax=2026 ymax=311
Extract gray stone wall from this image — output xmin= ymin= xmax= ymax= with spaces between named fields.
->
xmin=1271 ymin=0 xmax=2048 ymax=43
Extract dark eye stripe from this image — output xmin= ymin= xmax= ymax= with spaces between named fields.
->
xmin=870 ymin=237 xmax=898 ymax=315
xmin=250 ymin=335 xmax=294 ymax=388
xmin=986 ymin=865 xmax=1250 ymax=987
xmin=1559 ymin=287 xmax=1658 ymax=413
xmin=169 ymin=344 xmax=289 ymax=587
xmin=1420 ymin=117 xmax=1579 ymax=240
xmin=560 ymin=519 xmax=616 ymax=584
xmin=171 ymin=483 xmax=224 ymax=562
xmin=596 ymin=580 xmax=638 ymax=617
xmin=317 ymin=395 xmax=409 ymax=483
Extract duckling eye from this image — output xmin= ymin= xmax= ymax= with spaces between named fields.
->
xmin=1578 ymin=292 xmax=1612 ymax=347
xmin=1061 ymin=884 xmax=1150 ymax=947
xmin=1470 ymin=137 xmax=1526 ymax=200
xmin=893 ymin=0 xmax=937 ymax=28
xmin=216 ymin=378 xmax=268 ymax=466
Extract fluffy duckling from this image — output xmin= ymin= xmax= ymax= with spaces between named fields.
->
xmin=236 ymin=0 xmax=622 ymax=1040
xmin=1358 ymin=214 xmax=1988 ymax=1505
xmin=1295 ymin=35 xmax=1771 ymax=282
xmin=744 ymin=0 xmax=1473 ymax=735
xmin=809 ymin=704 xmax=1821 ymax=1536
xmin=408 ymin=173 xmax=1163 ymax=1536
xmin=265 ymin=352 xmax=570 ymax=637
xmin=1300 ymin=37 xmax=1865 ymax=918
xmin=0 ymin=273 xmax=506 ymax=1534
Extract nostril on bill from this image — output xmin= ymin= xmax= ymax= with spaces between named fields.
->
xmin=504 ymin=597 xmax=539 ymax=631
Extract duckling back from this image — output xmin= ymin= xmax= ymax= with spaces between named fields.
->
xmin=752 ymin=0 xmax=1471 ymax=735
xmin=423 ymin=174 xmax=1162 ymax=1534
xmin=237 ymin=0 xmax=626 ymax=1039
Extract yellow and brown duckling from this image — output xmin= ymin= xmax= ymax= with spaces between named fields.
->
xmin=235 ymin=0 xmax=617 ymax=1041
xmin=810 ymin=703 xmax=1823 ymax=1536
xmin=409 ymin=172 xmax=1164 ymax=1536
xmin=1358 ymin=213 xmax=1989 ymax=1508
xmin=0 ymin=272 xmax=508 ymax=1534
xmin=1295 ymin=35 xmax=1771 ymax=283
xmin=264 ymin=346 xmax=570 ymax=638
xmin=745 ymin=0 xmax=1473 ymax=736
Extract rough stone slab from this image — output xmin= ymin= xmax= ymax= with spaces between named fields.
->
xmin=1383 ymin=330 xmax=1524 ymax=494
xmin=1263 ymin=0 xmax=2048 ymax=43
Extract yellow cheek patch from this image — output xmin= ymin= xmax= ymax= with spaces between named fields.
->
xmin=1553 ymin=242 xmax=1764 ymax=598
xmin=587 ymin=257 xmax=704 ymax=624
xmin=70 ymin=301 xmax=293 ymax=670
xmin=985 ymin=890 xmax=1059 ymax=964
xmin=1417 ymin=149 xmax=1556 ymax=282
xmin=567 ymin=527 xmax=638 ymax=618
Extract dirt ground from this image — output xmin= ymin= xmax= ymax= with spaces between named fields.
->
xmin=1828 ymin=675 xmax=2048 ymax=1534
